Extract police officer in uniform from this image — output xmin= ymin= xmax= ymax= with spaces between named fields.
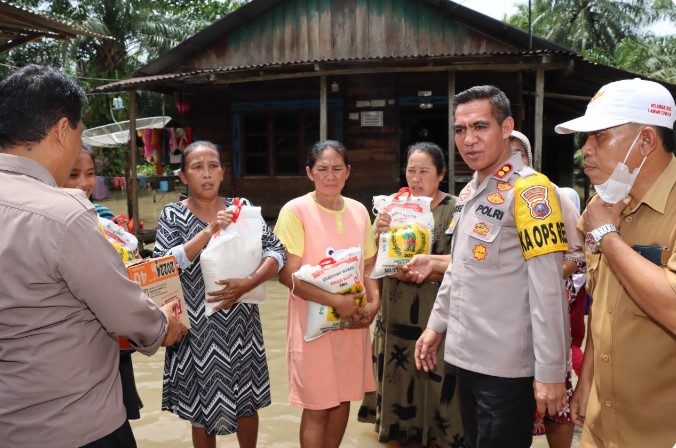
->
xmin=415 ymin=85 xmax=570 ymax=448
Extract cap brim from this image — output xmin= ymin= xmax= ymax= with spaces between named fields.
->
xmin=554 ymin=116 xmax=629 ymax=134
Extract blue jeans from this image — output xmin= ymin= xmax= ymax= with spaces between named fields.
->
xmin=458 ymin=368 xmax=535 ymax=448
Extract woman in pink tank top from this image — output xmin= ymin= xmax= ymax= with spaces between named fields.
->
xmin=274 ymin=140 xmax=380 ymax=448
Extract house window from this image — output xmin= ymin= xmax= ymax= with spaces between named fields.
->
xmin=241 ymin=111 xmax=321 ymax=176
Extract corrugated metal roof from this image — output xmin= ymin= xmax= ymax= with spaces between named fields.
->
xmin=96 ymin=49 xmax=582 ymax=92
xmin=0 ymin=1 xmax=109 ymax=53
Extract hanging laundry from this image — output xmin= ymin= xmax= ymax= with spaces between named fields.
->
xmin=175 ymin=127 xmax=193 ymax=151
xmin=142 ymin=129 xmax=157 ymax=162
xmin=160 ymin=128 xmax=170 ymax=166
xmin=112 ymin=176 xmax=126 ymax=191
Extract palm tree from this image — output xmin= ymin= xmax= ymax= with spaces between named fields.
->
xmin=585 ymin=34 xmax=676 ymax=83
xmin=508 ymin=0 xmax=658 ymax=54
xmin=507 ymin=0 xmax=675 ymax=83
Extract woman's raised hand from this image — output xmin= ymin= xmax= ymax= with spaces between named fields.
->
xmin=375 ymin=212 xmax=392 ymax=237
xmin=205 ymin=209 xmax=235 ymax=237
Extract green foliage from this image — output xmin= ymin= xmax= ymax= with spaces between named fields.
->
xmin=96 ymin=147 xmax=128 ymax=177
xmin=506 ymin=0 xmax=675 ymax=83
xmin=161 ymin=0 xmax=244 ymax=23
xmin=0 ymin=0 xmax=244 ymax=175
xmin=584 ymin=35 xmax=676 ymax=84
xmin=135 ymin=163 xmax=159 ymax=176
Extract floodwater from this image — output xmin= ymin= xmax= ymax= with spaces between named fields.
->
xmin=129 ymin=281 xmax=388 ymax=448
xmin=128 ymin=280 xmax=564 ymax=447
xmin=101 ymin=188 xmax=570 ymax=447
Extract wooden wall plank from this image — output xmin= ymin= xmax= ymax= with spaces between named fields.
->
xmin=442 ymin=13 xmax=455 ymax=55
xmin=429 ymin=9 xmax=444 ymax=55
xmin=367 ymin=0 xmax=383 ymax=57
xmin=307 ymin=0 xmax=320 ymax=60
xmin=228 ymin=28 xmax=241 ymax=65
xmin=284 ymin=0 xmax=295 ymax=61
xmin=272 ymin=4 xmax=285 ymax=62
xmin=345 ymin=0 xmax=357 ymax=59
xmin=331 ymin=0 xmax=346 ymax=59
xmin=417 ymin=3 xmax=430 ymax=55
xmin=318 ymin=0 xmax=331 ymax=59
xmin=405 ymin=0 xmax=417 ymax=56
xmin=391 ymin=0 xmax=406 ymax=56
xmin=251 ymin=16 xmax=263 ymax=65
xmin=261 ymin=11 xmax=274 ymax=62
xmin=355 ymin=0 xmax=367 ymax=58
xmin=297 ymin=0 xmax=309 ymax=60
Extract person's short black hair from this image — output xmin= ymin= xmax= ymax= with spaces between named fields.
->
xmin=406 ymin=141 xmax=446 ymax=174
xmin=0 ymin=64 xmax=86 ymax=149
xmin=453 ymin=85 xmax=512 ymax=124
xmin=656 ymin=125 xmax=675 ymax=154
xmin=180 ymin=140 xmax=223 ymax=172
xmin=307 ymin=140 xmax=349 ymax=169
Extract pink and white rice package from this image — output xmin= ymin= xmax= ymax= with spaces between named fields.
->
xmin=293 ymin=247 xmax=365 ymax=342
xmin=371 ymin=187 xmax=434 ymax=278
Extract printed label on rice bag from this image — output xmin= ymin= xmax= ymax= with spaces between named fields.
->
xmin=385 ymin=224 xmax=430 ymax=259
xmin=322 ymin=282 xmax=365 ymax=322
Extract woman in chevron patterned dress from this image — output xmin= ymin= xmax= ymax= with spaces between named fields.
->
xmin=153 ymin=141 xmax=286 ymax=448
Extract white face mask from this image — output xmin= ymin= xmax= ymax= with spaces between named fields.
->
xmin=593 ymin=132 xmax=647 ymax=204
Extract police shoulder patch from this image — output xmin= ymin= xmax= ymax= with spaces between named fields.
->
xmin=496 ymin=181 xmax=513 ymax=191
xmin=514 ymin=173 xmax=568 ymax=260
xmin=486 ymin=192 xmax=505 ymax=204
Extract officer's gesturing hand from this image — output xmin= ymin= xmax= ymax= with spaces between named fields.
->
xmin=415 ymin=328 xmax=443 ymax=372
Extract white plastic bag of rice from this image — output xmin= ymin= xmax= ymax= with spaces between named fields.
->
xmin=201 ymin=203 xmax=265 ymax=316
xmin=292 ymin=247 xmax=366 ymax=342
xmin=371 ymin=187 xmax=434 ymax=279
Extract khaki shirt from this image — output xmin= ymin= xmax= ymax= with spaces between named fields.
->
xmin=579 ymin=155 xmax=676 ymax=448
xmin=428 ymin=153 xmax=569 ymax=382
xmin=0 ymin=154 xmax=168 ymax=447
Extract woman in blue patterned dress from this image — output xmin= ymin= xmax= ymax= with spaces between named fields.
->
xmin=153 ymin=141 xmax=286 ymax=448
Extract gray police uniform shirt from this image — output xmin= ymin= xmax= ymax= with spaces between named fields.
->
xmin=427 ymin=153 xmax=569 ymax=383
xmin=0 ymin=153 xmax=168 ymax=447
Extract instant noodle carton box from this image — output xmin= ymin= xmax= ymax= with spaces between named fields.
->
xmin=120 ymin=255 xmax=190 ymax=349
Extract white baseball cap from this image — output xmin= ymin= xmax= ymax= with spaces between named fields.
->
xmin=555 ymin=78 xmax=676 ymax=134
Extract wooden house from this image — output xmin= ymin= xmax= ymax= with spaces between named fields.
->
xmin=96 ymin=0 xmax=676 ymax=222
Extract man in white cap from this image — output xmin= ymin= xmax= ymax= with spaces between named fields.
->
xmin=555 ymin=78 xmax=676 ymax=448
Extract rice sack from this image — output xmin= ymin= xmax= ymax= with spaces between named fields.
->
xmin=98 ymin=216 xmax=138 ymax=262
xmin=293 ymin=247 xmax=366 ymax=342
xmin=201 ymin=200 xmax=265 ymax=316
xmin=371 ymin=187 xmax=434 ymax=278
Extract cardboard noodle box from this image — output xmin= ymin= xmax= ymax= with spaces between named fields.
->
xmin=119 ymin=255 xmax=190 ymax=350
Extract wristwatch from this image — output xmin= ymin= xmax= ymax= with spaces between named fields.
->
xmin=585 ymin=224 xmax=619 ymax=254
